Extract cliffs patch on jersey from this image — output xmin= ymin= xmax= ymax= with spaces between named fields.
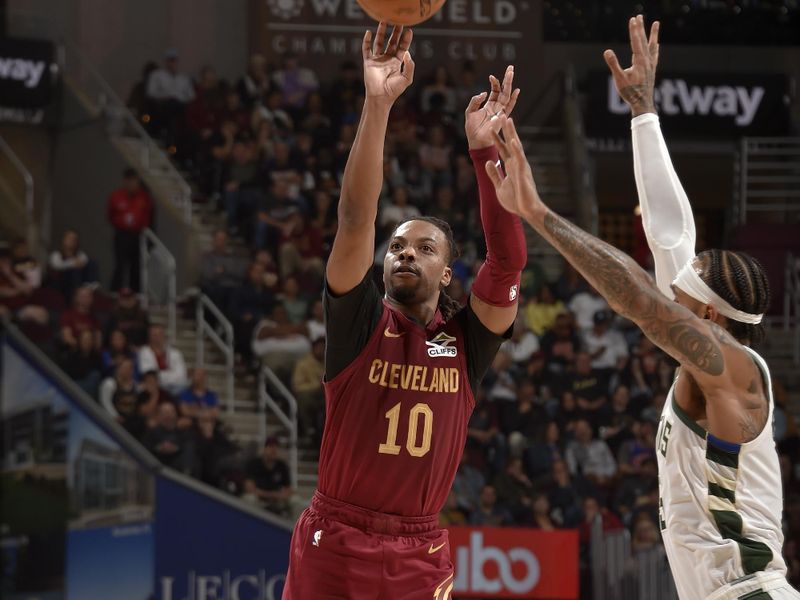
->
xmin=426 ymin=332 xmax=457 ymax=358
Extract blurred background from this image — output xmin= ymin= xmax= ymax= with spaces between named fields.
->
xmin=0 ymin=1 xmax=798 ymax=599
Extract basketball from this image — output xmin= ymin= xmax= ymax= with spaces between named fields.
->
xmin=356 ymin=0 xmax=447 ymax=26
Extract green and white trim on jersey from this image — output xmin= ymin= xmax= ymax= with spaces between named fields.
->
xmin=657 ymin=347 xmax=787 ymax=600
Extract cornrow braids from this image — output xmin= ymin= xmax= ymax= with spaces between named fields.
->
xmin=397 ymin=215 xmax=462 ymax=322
xmin=696 ymin=249 xmax=771 ymax=346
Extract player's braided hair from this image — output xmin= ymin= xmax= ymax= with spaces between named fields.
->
xmin=397 ymin=215 xmax=462 ymax=322
xmin=695 ymin=249 xmax=771 ymax=346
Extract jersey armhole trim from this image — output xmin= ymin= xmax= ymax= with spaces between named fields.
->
xmin=671 ymin=394 xmax=707 ymax=439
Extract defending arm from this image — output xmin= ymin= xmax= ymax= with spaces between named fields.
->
xmin=631 ymin=113 xmax=696 ymax=297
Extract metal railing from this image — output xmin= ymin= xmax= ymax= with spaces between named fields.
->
xmin=591 ymin=519 xmax=677 ymax=600
xmin=738 ymin=137 xmax=800 ymax=225
xmin=62 ymin=42 xmax=193 ymax=223
xmin=258 ymin=366 xmax=299 ymax=488
xmin=0 ymin=136 xmax=36 ymax=251
xmin=195 ymin=294 xmax=235 ymax=414
xmin=784 ymin=253 xmax=800 ymax=363
xmin=139 ymin=228 xmax=176 ymax=346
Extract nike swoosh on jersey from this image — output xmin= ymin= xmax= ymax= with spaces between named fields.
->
xmin=428 ymin=541 xmax=447 ymax=554
xmin=384 ymin=327 xmax=405 ymax=338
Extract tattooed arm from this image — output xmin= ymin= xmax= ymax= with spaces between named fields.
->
xmin=483 ymin=118 xmax=764 ymax=440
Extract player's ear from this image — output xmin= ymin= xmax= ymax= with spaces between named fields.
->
xmin=440 ymin=266 xmax=452 ymax=289
xmin=704 ymin=303 xmax=718 ymax=322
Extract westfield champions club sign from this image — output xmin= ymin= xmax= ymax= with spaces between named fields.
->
xmin=251 ymin=0 xmax=535 ymax=77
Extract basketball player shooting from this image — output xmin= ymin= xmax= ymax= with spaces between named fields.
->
xmin=282 ymin=23 xmax=527 ymax=599
xmin=485 ymin=16 xmax=798 ymax=599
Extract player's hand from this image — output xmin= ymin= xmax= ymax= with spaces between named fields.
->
xmin=484 ymin=117 xmax=544 ymax=221
xmin=465 ymin=65 xmax=521 ymax=150
xmin=362 ymin=23 xmax=415 ymax=106
xmin=603 ymin=15 xmax=660 ymax=117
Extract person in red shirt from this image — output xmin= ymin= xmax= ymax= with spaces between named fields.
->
xmin=60 ymin=285 xmax=101 ymax=350
xmin=282 ymin=24 xmax=526 ymax=600
xmin=107 ymin=169 xmax=153 ymax=291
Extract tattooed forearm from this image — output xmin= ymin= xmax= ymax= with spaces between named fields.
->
xmin=620 ymin=84 xmax=656 ymax=115
xmin=540 ymin=211 xmax=725 ymax=376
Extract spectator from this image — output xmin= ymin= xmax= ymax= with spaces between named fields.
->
xmin=564 ymin=351 xmax=609 ymax=424
xmin=194 ymin=413 xmax=238 ymax=487
xmin=305 ymin=299 xmax=325 ymax=343
xmin=112 ymin=388 xmax=147 ymax=440
xmin=47 ymin=229 xmax=98 ymax=301
xmin=138 ymin=369 xmax=178 ymax=422
xmin=483 ymin=350 xmax=518 ymax=403
xmin=100 ymin=328 xmax=137 ymax=377
xmin=465 ymin=397 xmax=506 ymax=473
xmin=199 ymin=229 xmax=246 ymax=312
xmin=583 ymin=309 xmax=629 ymax=374
xmin=493 ymin=457 xmax=535 ymax=523
xmin=145 ymin=49 xmax=196 ymax=142
xmin=379 ymin=186 xmax=420 ymax=230
xmin=59 ymin=286 xmax=101 ymax=350
xmin=142 ymin=402 xmax=195 ymax=473
xmin=224 ymin=138 xmax=263 ymax=234
xmin=0 ymin=250 xmax=50 ymax=329
xmin=527 ymin=421 xmax=566 ymax=482
xmin=579 ymin=495 xmax=623 ymax=546
xmin=178 ymin=368 xmax=220 ymax=423
xmin=60 ymin=329 xmax=102 ymax=396
xmin=251 ymin=305 xmax=311 ymax=376
xmin=138 ymin=324 xmax=188 ymax=395
xmin=272 ymin=52 xmax=319 ymax=113
xmin=279 ymin=276 xmax=308 ymax=324
xmin=501 ymin=380 xmax=545 ymax=458
xmin=502 ymin=313 xmax=540 ymax=366
xmin=554 ymin=263 xmax=588 ymax=303
xmin=228 ymin=262 xmax=275 ymax=358
xmin=418 ymin=125 xmax=453 ymax=190
xmin=107 ymin=169 xmax=153 ymax=291
xmin=429 ymin=185 xmax=468 ymax=242
xmin=630 ymin=514 xmax=660 ymax=554
xmin=439 ymin=491 xmax=468 ymax=527
xmin=99 ymin=357 xmax=138 ymax=417
xmin=523 ymin=284 xmax=565 ymax=336
xmin=451 ymin=453 xmax=486 ymax=514
xmin=420 ymin=65 xmax=458 ymax=116
xmin=254 ymin=179 xmax=302 ymax=256
xmin=243 ymin=437 xmax=293 ymax=516
xmin=106 ymin=288 xmax=150 ymax=347
xmin=469 ymin=485 xmax=512 ymax=527
xmin=237 ymin=53 xmax=271 ymax=108
xmin=568 ymin=284 xmax=609 ymax=332
xmin=291 ymin=335 xmax=325 ymax=440
xmin=614 ymin=456 xmax=658 ymax=527
xmin=127 ymin=60 xmax=159 ymax=117
xmin=531 ymin=493 xmax=557 ymax=530
xmin=597 ymin=385 xmax=636 ymax=456
xmin=616 ymin=418 xmax=657 ymax=477
xmin=565 ymin=419 xmax=617 ymax=487
xmin=540 ymin=312 xmax=580 ymax=376
xmin=10 ymin=238 xmax=42 ymax=289
xmin=546 ymin=459 xmax=590 ymax=528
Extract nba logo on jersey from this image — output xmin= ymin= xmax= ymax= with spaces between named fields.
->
xmin=426 ymin=332 xmax=457 ymax=358
xmin=312 ymin=530 xmax=322 ymax=547
xmin=509 ymin=284 xmax=518 ymax=302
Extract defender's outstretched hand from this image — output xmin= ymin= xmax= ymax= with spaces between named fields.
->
xmin=362 ymin=23 xmax=415 ymax=105
xmin=484 ymin=117 xmax=544 ymax=221
xmin=603 ymin=15 xmax=660 ymax=117
xmin=465 ymin=65 xmax=521 ymax=150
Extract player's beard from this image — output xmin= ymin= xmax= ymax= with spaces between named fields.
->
xmin=387 ymin=278 xmax=423 ymax=304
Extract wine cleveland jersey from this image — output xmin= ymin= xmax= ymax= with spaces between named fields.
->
xmin=316 ymin=272 xmax=506 ymax=517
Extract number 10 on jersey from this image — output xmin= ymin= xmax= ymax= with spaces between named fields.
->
xmin=379 ymin=402 xmax=433 ymax=458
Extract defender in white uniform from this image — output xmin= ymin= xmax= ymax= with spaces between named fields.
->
xmin=479 ymin=15 xmax=798 ymax=600
xmin=605 ymin=16 xmax=799 ymax=600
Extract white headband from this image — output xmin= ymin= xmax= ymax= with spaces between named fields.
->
xmin=672 ymin=260 xmax=764 ymax=325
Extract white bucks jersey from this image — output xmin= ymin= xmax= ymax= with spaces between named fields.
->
xmin=656 ymin=347 xmax=786 ymax=600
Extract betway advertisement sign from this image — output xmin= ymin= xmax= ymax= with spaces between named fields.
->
xmin=251 ymin=0 xmax=534 ymax=76
xmin=0 ymin=37 xmax=57 ymax=124
xmin=448 ymin=527 xmax=579 ymax=599
xmin=586 ymin=70 xmax=790 ymax=139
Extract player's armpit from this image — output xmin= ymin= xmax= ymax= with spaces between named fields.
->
xmin=468 ymin=293 xmax=517 ymax=336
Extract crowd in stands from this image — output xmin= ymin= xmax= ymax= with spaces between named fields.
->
xmin=2 ymin=45 xmax=799 ymax=587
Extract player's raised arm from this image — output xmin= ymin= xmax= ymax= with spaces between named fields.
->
xmin=464 ymin=66 xmax=527 ymax=335
xmin=326 ymin=23 xmax=415 ymax=295
xmin=484 ymin=118 xmax=757 ymax=393
xmin=604 ymin=16 xmax=696 ymax=298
